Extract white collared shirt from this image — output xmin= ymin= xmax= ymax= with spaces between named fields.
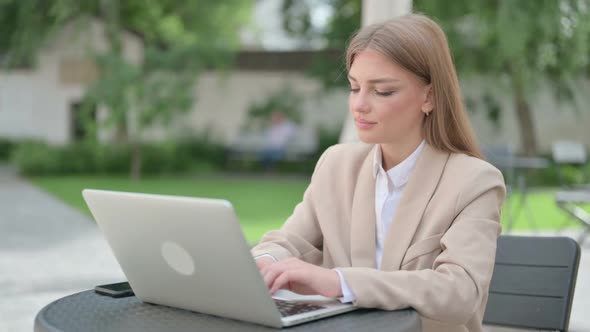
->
xmin=373 ymin=140 xmax=425 ymax=269
xmin=336 ymin=140 xmax=425 ymax=302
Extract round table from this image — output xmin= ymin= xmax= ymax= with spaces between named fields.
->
xmin=35 ymin=290 xmax=421 ymax=332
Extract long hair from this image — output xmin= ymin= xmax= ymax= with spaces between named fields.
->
xmin=345 ymin=13 xmax=482 ymax=159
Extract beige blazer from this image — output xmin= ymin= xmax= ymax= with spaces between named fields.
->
xmin=251 ymin=142 xmax=506 ymax=332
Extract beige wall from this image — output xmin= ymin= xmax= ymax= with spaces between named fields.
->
xmin=179 ymin=72 xmax=590 ymax=152
xmin=179 ymin=70 xmax=349 ymax=144
xmin=0 ymin=18 xmax=143 ymax=145
xmin=463 ymin=77 xmax=590 ymax=153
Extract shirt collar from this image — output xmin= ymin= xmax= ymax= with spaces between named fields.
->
xmin=373 ymin=140 xmax=426 ymax=189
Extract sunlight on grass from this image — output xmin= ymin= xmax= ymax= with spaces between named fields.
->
xmin=501 ymin=190 xmax=587 ymax=231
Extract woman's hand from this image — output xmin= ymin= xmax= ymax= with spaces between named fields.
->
xmin=255 ymin=256 xmax=277 ymax=271
xmin=259 ymin=257 xmax=342 ymax=298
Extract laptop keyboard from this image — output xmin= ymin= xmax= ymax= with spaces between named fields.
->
xmin=274 ymin=299 xmax=327 ymax=317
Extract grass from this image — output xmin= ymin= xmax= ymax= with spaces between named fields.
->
xmin=502 ymin=191 xmax=586 ymax=231
xmin=30 ymin=175 xmax=308 ymax=244
xmin=30 ymin=175 xmax=586 ymax=243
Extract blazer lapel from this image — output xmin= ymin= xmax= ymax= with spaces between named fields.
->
xmin=350 ymin=145 xmax=378 ymax=269
xmin=380 ymin=143 xmax=450 ymax=271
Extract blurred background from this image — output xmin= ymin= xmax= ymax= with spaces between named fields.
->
xmin=1 ymin=0 xmax=589 ymax=331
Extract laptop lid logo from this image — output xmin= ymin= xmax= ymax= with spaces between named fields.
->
xmin=161 ymin=241 xmax=195 ymax=276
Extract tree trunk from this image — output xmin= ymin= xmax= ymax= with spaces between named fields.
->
xmin=130 ymin=140 xmax=142 ymax=181
xmin=511 ymin=73 xmax=538 ymax=156
xmin=115 ymin=122 xmax=127 ymax=143
xmin=101 ymin=0 xmax=122 ymax=54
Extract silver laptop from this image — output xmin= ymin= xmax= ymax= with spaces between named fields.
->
xmin=82 ymin=189 xmax=356 ymax=327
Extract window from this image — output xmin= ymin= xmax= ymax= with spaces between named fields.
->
xmin=60 ymin=57 xmax=98 ymax=85
xmin=70 ymin=101 xmax=97 ymax=141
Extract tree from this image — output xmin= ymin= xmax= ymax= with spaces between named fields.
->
xmin=282 ymin=0 xmax=590 ymax=155
xmin=281 ymin=0 xmax=360 ymax=88
xmin=414 ymin=0 xmax=590 ymax=156
xmin=0 ymin=0 xmax=253 ymax=179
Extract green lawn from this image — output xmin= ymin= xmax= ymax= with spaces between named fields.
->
xmin=501 ymin=191 xmax=586 ymax=231
xmin=31 ymin=175 xmax=308 ymax=244
xmin=30 ymin=175 xmax=585 ymax=243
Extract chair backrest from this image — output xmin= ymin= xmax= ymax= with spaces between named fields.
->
xmin=482 ymin=144 xmax=516 ymax=168
xmin=482 ymin=144 xmax=516 ymax=186
xmin=552 ymin=141 xmax=589 ymax=187
xmin=484 ymin=235 xmax=580 ymax=331
xmin=552 ymin=141 xmax=587 ymax=165
xmin=284 ymin=126 xmax=318 ymax=160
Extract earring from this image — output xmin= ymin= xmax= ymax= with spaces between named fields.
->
xmin=424 ymin=111 xmax=430 ymax=117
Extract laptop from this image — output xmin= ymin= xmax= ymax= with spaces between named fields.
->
xmin=82 ymin=189 xmax=356 ymax=327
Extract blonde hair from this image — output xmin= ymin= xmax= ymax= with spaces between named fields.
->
xmin=346 ymin=13 xmax=482 ymax=159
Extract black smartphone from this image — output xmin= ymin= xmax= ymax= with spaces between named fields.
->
xmin=94 ymin=281 xmax=134 ymax=298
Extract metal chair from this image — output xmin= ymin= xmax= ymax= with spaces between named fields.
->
xmin=552 ymin=140 xmax=589 ymax=189
xmin=484 ymin=235 xmax=580 ymax=331
xmin=482 ymin=144 xmax=543 ymax=232
xmin=552 ymin=140 xmax=590 ymax=243
xmin=482 ymin=144 xmax=517 ymax=230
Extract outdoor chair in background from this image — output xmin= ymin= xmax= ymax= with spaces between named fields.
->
xmin=482 ymin=144 xmax=520 ymax=232
xmin=482 ymin=144 xmax=517 ymax=182
xmin=552 ymin=140 xmax=590 ymax=189
xmin=483 ymin=144 xmax=550 ymax=233
xmin=282 ymin=126 xmax=319 ymax=161
xmin=483 ymin=235 xmax=580 ymax=331
xmin=552 ymin=140 xmax=590 ymax=244
xmin=227 ymin=126 xmax=318 ymax=164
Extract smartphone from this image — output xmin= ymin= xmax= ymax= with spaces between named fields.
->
xmin=94 ymin=281 xmax=134 ymax=298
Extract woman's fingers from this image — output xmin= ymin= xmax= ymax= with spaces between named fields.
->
xmin=261 ymin=258 xmax=339 ymax=297
xmin=270 ymin=271 xmax=291 ymax=293
xmin=270 ymin=269 xmax=313 ymax=294
xmin=262 ymin=265 xmax=283 ymax=289
xmin=262 ymin=259 xmax=306 ymax=292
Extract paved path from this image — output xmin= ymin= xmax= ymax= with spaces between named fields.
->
xmin=0 ymin=165 xmax=124 ymax=332
xmin=0 ymin=164 xmax=588 ymax=331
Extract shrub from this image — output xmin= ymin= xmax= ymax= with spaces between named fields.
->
xmin=10 ymin=138 xmax=228 ymax=176
xmin=11 ymin=141 xmax=60 ymax=175
xmin=56 ymin=142 xmax=99 ymax=174
xmin=95 ymin=144 xmax=130 ymax=174
xmin=0 ymin=138 xmax=15 ymax=161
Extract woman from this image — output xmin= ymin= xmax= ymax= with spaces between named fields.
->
xmin=251 ymin=13 xmax=505 ymax=332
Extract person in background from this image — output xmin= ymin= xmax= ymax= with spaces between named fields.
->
xmin=251 ymin=13 xmax=506 ymax=332
xmin=260 ymin=110 xmax=296 ymax=172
